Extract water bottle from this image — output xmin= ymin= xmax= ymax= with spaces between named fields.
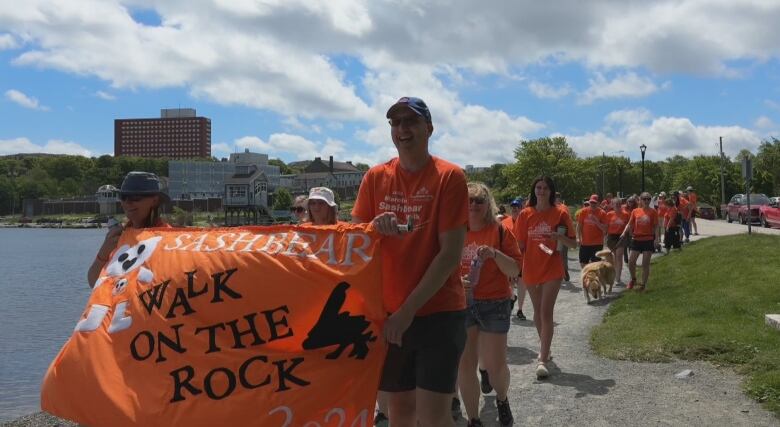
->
xmin=466 ymin=257 xmax=483 ymax=306
xmin=556 ymin=225 xmax=566 ymax=251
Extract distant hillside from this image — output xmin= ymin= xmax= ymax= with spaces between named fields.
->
xmin=287 ymin=160 xmax=312 ymax=170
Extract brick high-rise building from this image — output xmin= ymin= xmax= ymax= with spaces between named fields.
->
xmin=114 ymin=108 xmax=211 ymax=158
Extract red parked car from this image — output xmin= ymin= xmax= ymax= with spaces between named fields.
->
xmin=759 ymin=197 xmax=780 ymax=228
xmin=722 ymin=193 xmax=771 ymax=224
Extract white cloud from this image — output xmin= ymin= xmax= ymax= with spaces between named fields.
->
xmin=4 ymin=89 xmax=49 ymax=111
xmin=94 ymin=90 xmax=116 ymax=100
xmin=234 ymin=133 xmax=348 ymax=160
xmin=528 ymin=81 xmax=571 ymax=99
xmin=605 ymin=108 xmax=653 ymax=127
xmin=432 ymin=105 xmax=545 ymax=166
xmin=2 ymin=1 xmax=778 ymax=128
xmin=2 ymin=1 xmax=780 ymax=166
xmin=0 ymin=34 xmax=18 ymax=50
xmin=0 ymin=137 xmax=92 ymax=156
xmin=579 ymin=73 xmax=663 ymax=104
xmin=211 ymin=142 xmax=233 ymax=157
xmin=755 ymin=115 xmax=775 ymax=129
xmin=566 ymin=111 xmax=761 ymax=160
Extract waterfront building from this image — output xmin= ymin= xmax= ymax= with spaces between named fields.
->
xmin=114 ymin=108 xmax=211 ymax=158
xmin=167 ymin=150 xmax=280 ymax=200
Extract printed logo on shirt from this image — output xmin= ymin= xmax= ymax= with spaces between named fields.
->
xmin=462 ymin=242 xmax=479 ymax=263
xmin=637 ymin=214 xmax=651 ymax=225
xmin=528 ymin=222 xmax=553 ymax=242
xmin=411 ymin=186 xmax=433 ymax=201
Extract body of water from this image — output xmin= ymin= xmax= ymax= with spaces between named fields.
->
xmin=0 ymin=228 xmax=105 ymax=422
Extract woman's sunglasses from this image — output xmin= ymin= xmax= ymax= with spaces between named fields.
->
xmin=120 ymin=194 xmax=153 ymax=202
xmin=290 ymin=206 xmax=306 ymax=213
xmin=469 ymin=197 xmax=486 ymax=205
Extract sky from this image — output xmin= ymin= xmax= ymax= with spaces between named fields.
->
xmin=1 ymin=0 xmax=779 ymax=167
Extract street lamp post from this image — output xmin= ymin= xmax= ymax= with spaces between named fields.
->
xmin=640 ymin=144 xmax=647 ymax=193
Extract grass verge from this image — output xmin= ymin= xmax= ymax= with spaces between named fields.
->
xmin=591 ymin=234 xmax=780 ymax=415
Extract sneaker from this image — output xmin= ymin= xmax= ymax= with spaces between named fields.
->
xmin=535 ymin=361 xmax=549 ymax=379
xmin=467 ymin=419 xmax=484 ymax=427
xmin=516 ymin=309 xmax=526 ymax=320
xmin=685 ymin=238 xmax=690 ymax=243
xmin=627 ymin=279 xmax=635 ymax=290
xmin=496 ymin=397 xmax=514 ymax=426
xmin=694 ymin=232 xmax=699 ymax=236
xmin=479 ymin=369 xmax=493 ymax=394
xmin=374 ymin=412 xmax=389 ymax=427
xmin=451 ymin=397 xmax=461 ymax=420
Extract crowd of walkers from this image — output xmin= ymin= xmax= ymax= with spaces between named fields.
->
xmin=93 ymin=96 xmax=702 ymax=427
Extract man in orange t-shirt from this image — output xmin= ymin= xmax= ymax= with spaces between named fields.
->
xmin=352 ymin=97 xmax=468 ymax=426
xmin=576 ymin=194 xmax=608 ymax=267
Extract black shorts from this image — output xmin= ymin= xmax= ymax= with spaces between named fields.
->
xmin=379 ymin=310 xmax=466 ymax=394
xmin=630 ymin=239 xmax=655 ymax=252
xmin=579 ymin=244 xmax=603 ymax=264
xmin=605 ymin=234 xmax=626 ymax=251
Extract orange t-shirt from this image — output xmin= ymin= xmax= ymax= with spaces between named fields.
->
xmin=606 ymin=209 xmax=630 ymax=235
xmin=658 ymin=204 xmax=668 ymax=221
xmin=513 ymin=205 xmax=575 ymax=286
xmin=460 ymin=223 xmax=523 ymax=300
xmin=501 ymin=216 xmax=515 ymax=237
xmin=664 ymin=206 xmax=679 ymax=229
xmin=352 ymin=156 xmax=468 ymax=316
xmin=628 ymin=208 xmax=659 ymax=241
xmin=678 ymin=197 xmax=691 ymax=219
xmin=688 ymin=193 xmax=698 ymax=211
xmin=577 ymin=206 xmax=607 ymax=245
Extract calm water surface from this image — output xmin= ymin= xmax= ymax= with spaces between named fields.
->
xmin=0 ymin=228 xmax=105 ymax=422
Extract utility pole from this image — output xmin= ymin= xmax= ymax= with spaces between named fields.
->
xmin=719 ymin=136 xmax=726 ymax=207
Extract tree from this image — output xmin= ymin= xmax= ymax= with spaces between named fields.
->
xmin=355 ymin=163 xmax=371 ymax=172
xmin=273 ymin=188 xmax=293 ymax=210
xmin=269 ymin=159 xmax=295 ymax=175
xmin=503 ymin=136 xmax=578 ymax=198
xmin=0 ymin=176 xmax=14 ymax=215
xmin=754 ymin=138 xmax=780 ymax=196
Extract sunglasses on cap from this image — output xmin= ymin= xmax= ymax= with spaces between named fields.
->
xmin=388 ymin=116 xmax=422 ymax=127
xmin=469 ymin=197 xmax=486 ymax=205
xmin=290 ymin=206 xmax=306 ymax=213
xmin=120 ymin=194 xmax=153 ymax=202
xmin=642 ymin=197 xmax=652 ymax=201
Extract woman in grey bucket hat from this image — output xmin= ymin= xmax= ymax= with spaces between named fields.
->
xmin=87 ymin=171 xmax=170 ymax=287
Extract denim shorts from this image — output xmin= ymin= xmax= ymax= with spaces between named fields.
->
xmin=465 ymin=299 xmax=511 ymax=333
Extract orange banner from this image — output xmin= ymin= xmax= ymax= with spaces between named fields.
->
xmin=41 ymin=224 xmax=387 ymax=427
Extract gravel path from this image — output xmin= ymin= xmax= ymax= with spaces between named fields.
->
xmin=4 ymin=219 xmax=779 ymax=426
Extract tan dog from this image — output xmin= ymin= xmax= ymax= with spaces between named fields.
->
xmin=581 ymin=249 xmax=616 ymax=303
